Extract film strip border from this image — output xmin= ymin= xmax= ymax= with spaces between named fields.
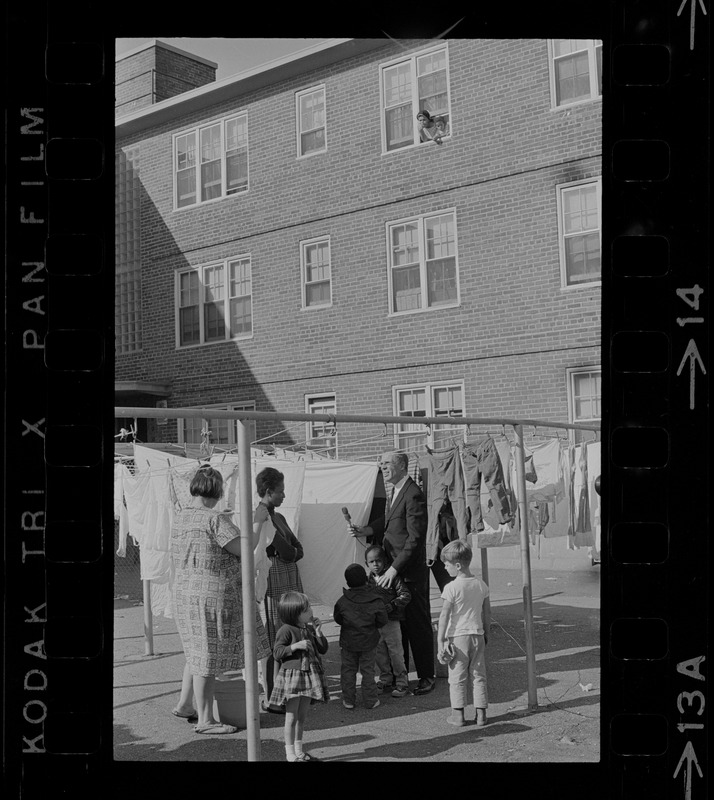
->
xmin=606 ymin=2 xmax=709 ymax=799
xmin=4 ymin=3 xmax=710 ymax=797
xmin=6 ymin=4 xmax=115 ymax=794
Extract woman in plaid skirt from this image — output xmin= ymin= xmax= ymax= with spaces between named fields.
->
xmin=269 ymin=592 xmax=330 ymax=762
xmin=254 ymin=467 xmax=304 ymax=709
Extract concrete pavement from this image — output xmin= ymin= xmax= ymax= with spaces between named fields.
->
xmin=113 ymin=566 xmax=600 ymax=762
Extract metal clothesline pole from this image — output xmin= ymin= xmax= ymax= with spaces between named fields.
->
xmin=237 ymin=419 xmax=261 ymax=761
xmin=513 ymin=424 xmax=538 ymax=709
xmin=116 ymin=406 xmax=600 ymax=760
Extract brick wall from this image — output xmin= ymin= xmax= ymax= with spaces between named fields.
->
xmin=115 ymin=38 xmax=601 ymax=461
xmin=116 ymin=41 xmax=216 ymax=116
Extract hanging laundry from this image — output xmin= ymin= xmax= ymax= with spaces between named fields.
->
xmin=461 ymin=437 xmax=513 ymax=532
xmin=114 ymin=461 xmax=132 ymax=557
xmin=297 ymin=459 xmax=378 ymax=606
xmin=587 ymin=442 xmax=602 ymax=558
xmin=419 ymin=447 xmax=470 ymax=562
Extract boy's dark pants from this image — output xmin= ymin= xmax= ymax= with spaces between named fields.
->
xmin=340 ymin=646 xmax=378 ymax=706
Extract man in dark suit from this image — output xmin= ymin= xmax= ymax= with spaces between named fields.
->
xmin=350 ymin=451 xmax=436 ymax=695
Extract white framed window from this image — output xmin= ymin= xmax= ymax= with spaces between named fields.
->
xmin=178 ymin=402 xmax=257 ymax=447
xmin=557 ymin=178 xmax=602 ymax=288
xmin=301 ymin=236 xmax=332 ymax=308
xmin=567 ymin=367 xmax=601 ymax=443
xmin=549 ymin=39 xmax=603 ymax=108
xmin=393 ymin=382 xmax=465 ymax=452
xmin=306 ymin=394 xmax=338 ymax=458
xmin=380 ymin=44 xmax=451 ymax=152
xmin=173 ymin=113 xmax=248 ymax=209
xmin=387 ymin=209 xmax=459 ymax=314
xmin=176 ymin=255 xmax=252 ymax=347
xmin=296 ymin=85 xmax=326 ymax=158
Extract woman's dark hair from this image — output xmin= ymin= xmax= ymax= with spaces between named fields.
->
xmin=256 ymin=466 xmax=284 ymax=497
xmin=189 ymin=464 xmax=223 ymax=499
xmin=364 ymin=545 xmax=388 ymax=564
xmin=417 ymin=109 xmax=433 ymax=121
xmin=277 ymin=591 xmax=310 ymax=626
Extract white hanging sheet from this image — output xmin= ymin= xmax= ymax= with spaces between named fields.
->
xmin=114 ymin=462 xmax=132 ymax=556
xmin=297 ymin=460 xmax=379 ymax=606
xmin=130 ymin=447 xmax=307 ymax=616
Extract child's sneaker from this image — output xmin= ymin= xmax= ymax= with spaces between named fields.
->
xmin=342 ymin=700 xmax=355 ymax=710
xmin=391 ymin=686 xmax=409 ymax=698
xmin=367 ymin=699 xmax=381 ymax=709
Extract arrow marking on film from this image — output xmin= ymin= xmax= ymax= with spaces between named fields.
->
xmin=673 ymin=740 xmax=703 ymax=800
xmin=676 ymin=339 xmax=707 ymax=410
xmin=677 ymin=0 xmax=708 ymax=50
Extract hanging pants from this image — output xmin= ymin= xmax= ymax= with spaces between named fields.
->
xmin=419 ymin=449 xmax=470 ymax=562
xmin=462 ymin=437 xmax=513 ymax=532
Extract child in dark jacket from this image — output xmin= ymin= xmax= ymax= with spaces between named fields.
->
xmin=365 ymin=545 xmax=412 ymax=697
xmin=333 ymin=563 xmax=388 ymax=710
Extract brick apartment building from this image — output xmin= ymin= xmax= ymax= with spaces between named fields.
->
xmin=115 ymin=37 xmax=602 ymax=460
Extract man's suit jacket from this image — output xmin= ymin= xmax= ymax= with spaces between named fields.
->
xmin=370 ymin=476 xmax=428 ymax=583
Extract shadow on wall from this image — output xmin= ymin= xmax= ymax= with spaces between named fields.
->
xmin=115 ymin=160 xmax=292 ymax=448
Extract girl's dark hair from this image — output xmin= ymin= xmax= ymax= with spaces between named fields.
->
xmin=365 ymin=545 xmax=388 ymax=563
xmin=256 ymin=466 xmax=285 ymax=498
xmin=277 ymin=591 xmax=310 ymax=627
xmin=189 ymin=464 xmax=223 ymax=499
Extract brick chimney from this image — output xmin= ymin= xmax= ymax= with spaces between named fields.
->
xmin=116 ymin=40 xmax=217 ymax=117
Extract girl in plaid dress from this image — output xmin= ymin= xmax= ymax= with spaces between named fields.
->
xmin=269 ymin=592 xmax=330 ymax=762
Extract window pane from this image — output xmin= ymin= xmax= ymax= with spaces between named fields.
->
xmin=177 ymin=168 xmax=196 ymax=208
xmin=201 ymin=160 xmax=222 ymax=201
xmin=393 ymin=266 xmax=422 ymax=312
xmin=573 ymin=371 xmax=602 ymax=420
xmin=418 ymin=70 xmax=448 ymax=116
xmin=179 ymin=271 xmax=199 ymax=307
xmin=565 ymin=233 xmax=601 ymax=283
xmin=225 ymin=117 xmax=247 ymax=150
xmin=300 ymin=91 xmax=325 ymax=130
xmin=306 ymin=282 xmax=330 ymax=306
xmin=204 ymin=301 xmax=225 ymax=341
xmin=391 ymin=223 xmax=419 ymax=266
xmin=383 ymin=63 xmax=412 ymax=106
xmin=426 ymin=215 xmax=455 ymax=259
xmin=385 ymin=105 xmax=413 ymax=150
xmin=179 ymin=306 xmax=200 ymax=346
xmin=229 ymin=296 xmax=252 ymax=336
xmin=301 ymin=129 xmax=325 ymax=155
xmin=555 ymin=52 xmax=591 ymax=103
xmin=229 ymin=259 xmax=251 ymax=297
xmin=563 ymin=185 xmax=598 ymax=233
xmin=176 ymin=134 xmax=196 ymax=170
xmin=305 ymin=242 xmax=330 ymax=282
xmin=398 ymin=389 xmax=426 ymax=414
xmin=203 ymin=266 xmax=224 ymax=302
xmin=226 ymin=151 xmax=248 ymax=194
xmin=427 ymin=257 xmax=457 ymax=306
xmin=201 ymin=125 xmax=221 ymax=162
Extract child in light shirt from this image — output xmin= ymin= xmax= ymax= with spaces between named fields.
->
xmin=436 ymin=540 xmax=489 ymax=727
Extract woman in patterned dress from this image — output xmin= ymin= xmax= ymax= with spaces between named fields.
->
xmin=254 ymin=467 xmax=304 ymax=711
xmin=171 ymin=464 xmax=271 ymax=734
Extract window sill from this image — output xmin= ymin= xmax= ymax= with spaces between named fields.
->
xmin=176 ymin=334 xmax=254 ymax=350
xmin=172 ymin=189 xmax=249 ymax=214
xmin=301 ymin=302 xmax=333 ymax=311
xmin=388 ymin=301 xmax=461 ymax=318
xmin=551 ymin=96 xmax=602 ymax=112
xmin=560 ymin=280 xmax=601 ymax=292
